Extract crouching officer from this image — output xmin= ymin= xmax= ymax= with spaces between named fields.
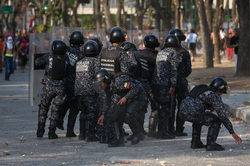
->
xmin=75 ymin=40 xmax=100 ymax=141
xmin=94 ymin=69 xmax=147 ymax=147
xmin=35 ymin=40 xmax=68 ymax=139
xmin=179 ymin=77 xmax=242 ymax=151
xmin=151 ymin=34 xmax=184 ymax=139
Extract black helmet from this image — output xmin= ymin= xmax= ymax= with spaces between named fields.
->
xmin=121 ymin=41 xmax=137 ymax=51
xmin=90 ymin=37 xmax=103 ymax=53
xmin=209 ymin=77 xmax=228 ymax=94
xmin=83 ymin=40 xmax=99 ymax=57
xmin=143 ymin=34 xmax=160 ymax=48
xmin=169 ymin=28 xmax=186 ymax=41
xmin=69 ymin=31 xmax=84 ymax=45
xmin=164 ymin=34 xmax=179 ymax=48
xmin=109 ymin=26 xmax=125 ymax=43
xmin=94 ymin=69 xmax=111 ymax=84
xmin=51 ymin=40 xmax=67 ymax=55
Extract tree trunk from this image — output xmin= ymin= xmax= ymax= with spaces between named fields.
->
xmin=62 ymin=0 xmax=68 ymax=26
xmin=180 ymin=8 xmax=184 ymax=30
xmin=236 ymin=0 xmax=250 ymax=76
xmin=147 ymin=6 xmax=153 ymax=29
xmin=94 ymin=0 xmax=102 ymax=30
xmin=164 ymin=0 xmax=172 ymax=32
xmin=136 ymin=0 xmax=149 ymax=30
xmin=205 ymin=0 xmax=213 ymax=33
xmin=213 ymin=0 xmax=224 ymax=64
xmin=231 ymin=0 xmax=238 ymax=29
xmin=49 ymin=0 xmax=55 ymax=26
xmin=196 ymin=0 xmax=214 ymax=68
xmin=174 ymin=0 xmax=180 ymax=29
xmin=121 ymin=1 xmax=128 ymax=30
xmin=151 ymin=0 xmax=172 ymax=32
xmin=103 ymin=0 xmax=113 ymax=30
xmin=1 ymin=0 xmax=11 ymax=32
xmin=155 ymin=12 xmax=160 ymax=30
xmin=116 ymin=0 xmax=122 ymax=27
xmin=72 ymin=1 xmax=79 ymax=27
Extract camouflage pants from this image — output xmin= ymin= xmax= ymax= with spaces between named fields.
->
xmin=38 ymin=85 xmax=66 ymax=128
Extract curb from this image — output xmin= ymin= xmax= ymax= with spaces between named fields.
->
xmin=224 ymin=104 xmax=250 ymax=124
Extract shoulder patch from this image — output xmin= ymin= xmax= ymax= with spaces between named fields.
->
xmin=124 ymin=82 xmax=130 ymax=88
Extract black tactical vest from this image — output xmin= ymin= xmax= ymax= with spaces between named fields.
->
xmin=189 ymin=85 xmax=216 ymax=98
xmin=133 ymin=51 xmax=150 ymax=80
xmin=51 ymin=55 xmax=67 ymax=80
xmin=100 ymin=47 xmax=123 ymax=74
xmin=138 ymin=49 xmax=158 ymax=80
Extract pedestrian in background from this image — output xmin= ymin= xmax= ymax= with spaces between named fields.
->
xmin=225 ymin=29 xmax=234 ymax=60
xmin=2 ymin=36 xmax=15 ymax=81
xmin=17 ymin=38 xmax=28 ymax=73
xmin=230 ymin=28 xmax=239 ymax=73
xmin=186 ymin=29 xmax=197 ymax=62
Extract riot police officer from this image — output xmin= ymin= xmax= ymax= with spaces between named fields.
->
xmin=94 ymin=69 xmax=147 ymax=147
xmin=90 ymin=37 xmax=103 ymax=54
xmin=138 ymin=34 xmax=160 ymax=137
xmin=179 ymin=78 xmax=242 ymax=151
xmin=99 ymin=26 xmax=132 ymax=74
xmin=35 ymin=40 xmax=68 ymax=139
xmin=151 ymin=34 xmax=184 ymax=139
xmin=57 ymin=31 xmax=85 ymax=137
xmin=121 ymin=41 xmax=150 ymax=138
xmin=75 ymin=40 xmax=100 ymax=141
xmin=168 ymin=28 xmax=192 ymax=136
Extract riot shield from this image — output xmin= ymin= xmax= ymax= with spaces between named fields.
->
xmin=127 ymin=29 xmax=159 ymax=50
xmin=28 ymin=33 xmax=50 ymax=106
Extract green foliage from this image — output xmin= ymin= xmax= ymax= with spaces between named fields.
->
xmin=36 ymin=24 xmax=50 ymax=33
xmin=81 ymin=15 xmax=95 ymax=29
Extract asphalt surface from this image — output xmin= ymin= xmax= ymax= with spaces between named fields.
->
xmin=0 ymin=68 xmax=250 ymax=166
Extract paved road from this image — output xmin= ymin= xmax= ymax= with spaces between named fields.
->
xmin=0 ymin=69 xmax=250 ymax=166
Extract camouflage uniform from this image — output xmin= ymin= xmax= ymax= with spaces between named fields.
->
xmin=169 ymin=47 xmax=192 ymax=134
xmin=125 ymin=49 xmax=150 ymax=134
xmin=179 ymin=90 xmax=234 ymax=134
xmin=75 ymin=56 xmax=100 ymax=140
xmin=151 ymin=47 xmax=180 ymax=138
xmin=35 ymin=53 xmax=67 ymax=134
xmin=98 ymin=45 xmax=137 ymax=143
xmin=58 ymin=46 xmax=84 ymax=136
xmin=138 ymin=48 xmax=159 ymax=136
xmin=100 ymin=45 xmax=133 ymax=74
xmin=106 ymin=74 xmax=147 ymax=146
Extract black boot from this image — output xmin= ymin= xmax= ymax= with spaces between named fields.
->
xmin=56 ymin=119 xmax=64 ymax=130
xmin=148 ymin=110 xmax=159 ymax=137
xmin=37 ymin=107 xmax=47 ymax=138
xmin=78 ymin=114 xmax=86 ymax=140
xmin=37 ymin=123 xmax=45 ymax=137
xmin=156 ymin=110 xmax=175 ymax=139
xmin=108 ymin=122 xmax=125 ymax=147
xmin=85 ymin=121 xmax=99 ymax=142
xmin=206 ymin=121 xmax=225 ymax=151
xmin=48 ymin=127 xmax=58 ymax=139
xmin=66 ymin=115 xmax=77 ymax=137
xmin=191 ymin=123 xmax=206 ymax=149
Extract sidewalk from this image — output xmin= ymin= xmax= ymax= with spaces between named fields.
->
xmin=0 ymin=68 xmax=250 ymax=166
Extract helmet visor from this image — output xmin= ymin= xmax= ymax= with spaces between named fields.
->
xmin=93 ymin=80 xmax=104 ymax=93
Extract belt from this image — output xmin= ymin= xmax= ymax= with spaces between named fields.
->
xmin=5 ymin=54 xmax=13 ymax=57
